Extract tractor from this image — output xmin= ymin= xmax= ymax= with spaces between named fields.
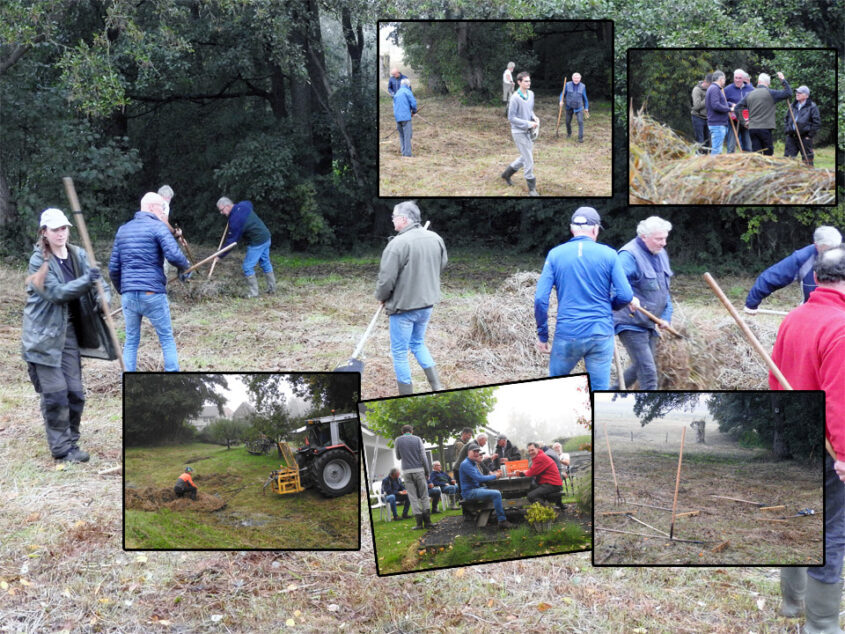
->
xmin=263 ymin=412 xmax=359 ymax=498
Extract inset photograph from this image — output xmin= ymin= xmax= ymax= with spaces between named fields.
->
xmin=628 ymin=48 xmax=836 ymax=205
xmin=594 ymin=391 xmax=824 ymax=566
xmin=379 ymin=20 xmax=613 ymax=197
xmin=124 ymin=372 xmax=361 ymax=550
xmin=363 ymin=375 xmax=592 ymax=576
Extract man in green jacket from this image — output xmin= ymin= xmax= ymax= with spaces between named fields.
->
xmin=375 ymin=201 xmax=448 ymax=395
xmin=732 ymin=71 xmax=792 ymax=156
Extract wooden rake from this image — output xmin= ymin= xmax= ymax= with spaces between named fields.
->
xmin=604 ymin=420 xmax=624 ymax=504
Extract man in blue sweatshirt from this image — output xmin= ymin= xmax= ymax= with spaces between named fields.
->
xmin=459 ymin=446 xmax=514 ymax=530
xmin=393 ymin=78 xmax=417 ymax=157
xmin=214 ymin=197 xmax=274 ymax=298
xmin=535 ymin=207 xmax=637 ymax=390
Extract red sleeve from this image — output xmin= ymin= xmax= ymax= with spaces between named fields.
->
xmin=821 ymin=333 xmax=845 ymax=460
xmin=524 ymin=452 xmax=551 ymax=478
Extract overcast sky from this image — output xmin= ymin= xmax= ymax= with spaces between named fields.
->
xmin=218 ymin=374 xmax=295 ymax=410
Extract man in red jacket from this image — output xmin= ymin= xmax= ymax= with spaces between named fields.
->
xmin=770 ymin=245 xmax=845 ymax=633
xmin=516 ymin=442 xmax=564 ymax=508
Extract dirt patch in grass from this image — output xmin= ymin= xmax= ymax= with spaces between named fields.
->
xmin=379 ymin=95 xmax=612 ymax=197
xmin=125 ymin=486 xmax=226 ymax=512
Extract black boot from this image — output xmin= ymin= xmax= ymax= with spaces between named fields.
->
xmin=527 ymin=178 xmax=539 ymax=197
xmin=42 ymin=391 xmax=74 ymax=459
xmin=411 ymin=514 xmax=425 ymax=530
xmin=422 ymin=511 xmax=434 ymax=528
xmin=401 ymin=505 xmax=411 ymax=519
xmin=501 ymin=166 xmax=516 ymax=186
xmin=431 ymin=498 xmax=439 ymax=514
xmin=56 ymin=447 xmax=90 ymax=463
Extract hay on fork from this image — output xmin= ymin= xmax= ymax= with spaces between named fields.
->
xmin=629 ymin=107 xmax=834 ymax=205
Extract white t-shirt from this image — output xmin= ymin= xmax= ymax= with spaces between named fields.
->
xmin=503 ymin=69 xmax=513 ymax=85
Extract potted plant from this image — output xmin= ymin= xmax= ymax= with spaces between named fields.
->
xmin=525 ymin=501 xmax=556 ymax=533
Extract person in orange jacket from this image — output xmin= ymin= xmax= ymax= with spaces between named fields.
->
xmin=174 ymin=466 xmax=197 ymax=500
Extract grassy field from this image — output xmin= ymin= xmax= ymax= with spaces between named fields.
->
xmin=379 ymin=94 xmax=613 ymax=197
xmin=0 ymin=252 xmax=820 ymax=632
xmin=593 ymin=408 xmax=823 ymax=566
xmin=370 ymin=490 xmax=588 ymax=575
xmin=124 ymin=442 xmax=359 ymax=549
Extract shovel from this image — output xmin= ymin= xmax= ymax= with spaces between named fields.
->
xmin=335 ymin=221 xmax=430 ymax=373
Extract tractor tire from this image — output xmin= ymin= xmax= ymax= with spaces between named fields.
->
xmin=310 ymin=449 xmax=357 ymax=497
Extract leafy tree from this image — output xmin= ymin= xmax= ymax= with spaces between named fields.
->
xmin=365 ymin=388 xmax=496 ymax=463
xmin=288 ymin=374 xmax=360 ymax=413
xmin=633 ymin=392 xmax=702 ymax=426
xmin=208 ymin=418 xmax=248 ymax=449
xmin=124 ymin=374 xmax=228 ymax=445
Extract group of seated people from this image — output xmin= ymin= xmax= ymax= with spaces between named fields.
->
xmin=379 ymin=430 xmax=573 ymax=530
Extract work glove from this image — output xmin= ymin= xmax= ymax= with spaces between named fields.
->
xmin=87 ymin=267 xmax=101 ymax=283
xmin=179 ymin=270 xmax=193 ymax=283
xmin=743 ymin=306 xmax=758 ymax=315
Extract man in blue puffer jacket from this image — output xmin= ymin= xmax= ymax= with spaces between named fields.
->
xmin=109 ymin=192 xmax=190 ymax=371
xmin=744 ymin=226 xmax=842 ymax=314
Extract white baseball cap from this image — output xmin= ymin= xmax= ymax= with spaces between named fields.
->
xmin=40 ymin=208 xmax=73 ymax=229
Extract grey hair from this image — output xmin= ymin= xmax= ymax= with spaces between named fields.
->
xmin=757 ymin=73 xmax=771 ymax=86
xmin=507 ymin=61 xmax=515 ymax=69
xmin=743 ymin=71 xmax=751 ymax=81
xmin=733 ymin=68 xmax=745 ymax=79
xmin=814 ymin=226 xmax=843 ymax=248
xmin=814 ymin=245 xmax=845 ymax=283
xmin=711 ymin=70 xmax=725 ymax=82
xmin=400 ymin=77 xmax=411 ymax=87
xmin=140 ymin=192 xmax=164 ymax=212
xmin=476 ymin=433 xmax=488 ymax=442
xmin=570 ymin=224 xmax=597 ymax=235
xmin=157 ymin=185 xmax=174 ymax=199
xmin=636 ymin=216 xmax=672 ymax=238
xmin=389 ymin=467 xmax=400 ymax=477
xmin=393 ymin=200 xmax=420 ymax=223
xmin=216 ymin=197 xmax=233 ymax=209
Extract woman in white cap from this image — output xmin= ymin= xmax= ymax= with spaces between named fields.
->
xmin=22 ymin=208 xmax=104 ymax=462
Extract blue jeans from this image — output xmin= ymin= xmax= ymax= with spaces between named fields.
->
xmin=549 ymin=334 xmax=614 ymax=390
xmin=121 ymin=291 xmax=179 ymax=372
xmin=397 ymin=120 xmax=412 ymax=156
xmin=463 ymin=487 xmax=506 ymax=522
xmin=618 ymin=329 xmax=659 ymax=390
xmin=809 ymin=455 xmax=845 ymax=583
xmin=708 ymin=125 xmax=727 ymax=154
xmin=726 ymin=124 xmax=751 ymax=152
xmin=384 ymin=493 xmax=409 ymax=518
xmin=437 ymin=484 xmax=457 ymax=495
xmin=389 ymin=308 xmax=435 ymax=384
xmin=242 ymin=239 xmax=272 ymax=277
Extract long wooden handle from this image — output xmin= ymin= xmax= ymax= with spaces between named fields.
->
xmin=604 ymin=421 xmax=621 ymax=504
xmin=669 ymin=426 xmax=686 ymax=539
xmin=555 ymin=76 xmax=567 ymax=136
xmin=634 ymin=304 xmax=683 ymax=337
xmin=207 ymin=221 xmax=229 ymax=280
xmin=785 ymin=98 xmax=809 ymax=165
xmin=613 ymin=336 xmax=626 ymax=390
xmin=62 ymin=177 xmax=125 ymax=371
xmin=167 ymin=242 xmax=237 ymax=284
xmin=721 ymin=86 xmax=742 ymax=149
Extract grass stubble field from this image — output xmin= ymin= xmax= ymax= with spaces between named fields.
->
xmin=379 ymin=94 xmax=613 ymax=197
xmin=0 ymin=248 xmax=814 ymax=631
xmin=594 ymin=411 xmax=823 ymax=566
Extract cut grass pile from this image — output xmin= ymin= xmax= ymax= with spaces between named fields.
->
xmin=379 ymin=94 xmax=612 ymax=197
xmin=629 ymin=108 xmax=835 ymax=205
xmin=124 ymin=442 xmax=358 ymax=549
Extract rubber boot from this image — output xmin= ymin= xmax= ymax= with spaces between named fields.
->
xmin=803 ymin=578 xmax=844 ymax=634
xmin=245 ymin=275 xmax=259 ymax=298
xmin=501 ymin=166 xmax=516 ymax=186
xmin=527 ymin=178 xmax=539 ymax=197
xmin=264 ymin=271 xmax=277 ymax=294
xmin=431 ymin=498 xmax=439 ymax=514
xmin=422 ymin=511 xmax=434 ymax=528
xmin=779 ymin=567 xmax=807 ymax=618
xmin=397 ymin=381 xmax=413 ymax=395
xmin=423 ymin=366 xmax=443 ymax=391
xmin=411 ymin=514 xmax=425 ymax=530
xmin=67 ymin=390 xmax=85 ymax=447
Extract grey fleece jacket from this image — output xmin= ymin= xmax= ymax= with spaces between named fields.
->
xmin=395 ymin=433 xmax=430 ymax=475
xmin=375 ymin=223 xmax=447 ymax=315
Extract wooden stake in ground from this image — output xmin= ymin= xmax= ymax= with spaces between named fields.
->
xmin=613 ymin=336 xmax=626 ymax=390
xmin=555 ymin=76 xmax=567 ymax=137
xmin=703 ymin=273 xmax=837 ymax=462
xmin=669 ymin=426 xmax=686 ymax=539
xmin=604 ymin=421 xmax=624 ymax=504
xmin=207 ymin=221 xmax=229 ymax=279
xmin=62 ymin=177 xmax=125 ymax=371
xmin=784 ymin=84 xmax=810 ymax=165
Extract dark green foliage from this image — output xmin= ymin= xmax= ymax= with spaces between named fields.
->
xmin=124 ymin=374 xmax=229 ymax=445
xmin=633 ymin=393 xmax=702 ymax=426
xmin=207 ymin=418 xmax=249 ymax=449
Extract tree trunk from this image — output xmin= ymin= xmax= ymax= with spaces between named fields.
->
xmin=341 ymin=7 xmax=364 ymax=81
xmin=269 ymin=61 xmax=288 ymax=120
xmin=0 ymin=153 xmax=16 ymax=229
xmin=770 ymin=393 xmax=790 ymax=460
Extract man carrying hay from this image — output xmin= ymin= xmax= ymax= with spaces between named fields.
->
xmin=784 ymin=85 xmax=821 ymax=166
xmin=770 ymin=245 xmax=845 ymax=633
xmin=501 ymin=72 xmax=540 ymax=196
xmin=174 ymin=466 xmax=197 ymax=501
xmin=690 ymin=73 xmax=712 ymax=153
xmin=612 ymin=216 xmax=673 ymax=390
xmin=731 ymin=71 xmax=792 ymax=156
xmin=744 ymin=226 xmax=842 ymax=314
xmin=534 ymin=207 xmax=636 ymax=390
xmin=376 ymin=201 xmax=447 ymax=395
xmin=705 ymin=70 xmax=731 ymax=155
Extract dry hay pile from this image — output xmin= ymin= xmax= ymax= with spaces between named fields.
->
xmin=125 ymin=486 xmax=226 ymax=512
xmin=466 ymin=271 xmax=554 ymax=376
xmin=629 ymin=109 xmax=834 ymax=205
xmin=654 ymin=305 xmax=777 ymax=390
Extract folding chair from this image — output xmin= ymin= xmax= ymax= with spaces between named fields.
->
xmin=369 ymin=480 xmax=391 ymax=522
